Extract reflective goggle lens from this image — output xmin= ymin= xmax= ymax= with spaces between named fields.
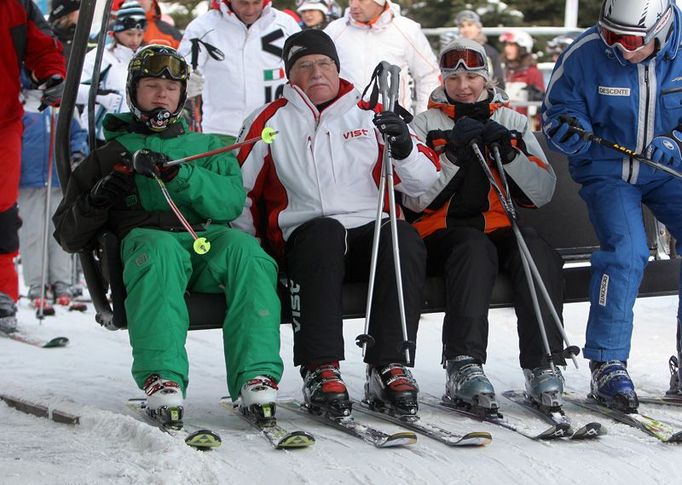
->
xmin=599 ymin=26 xmax=646 ymax=52
xmin=141 ymin=55 xmax=188 ymax=80
xmin=440 ymin=49 xmax=486 ymax=70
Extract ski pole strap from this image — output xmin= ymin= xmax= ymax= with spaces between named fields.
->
xmin=189 ymin=38 xmax=225 ymax=70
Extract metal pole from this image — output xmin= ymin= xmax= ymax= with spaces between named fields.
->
xmin=37 ymin=109 xmax=57 ymax=320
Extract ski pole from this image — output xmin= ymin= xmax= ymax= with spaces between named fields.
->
xmin=559 ymin=115 xmax=682 ymax=181
xmin=163 ymin=127 xmax=277 ymax=168
xmin=355 ymin=62 xmax=414 ymax=363
xmin=472 ymin=141 xmax=580 ymax=369
xmin=152 ymin=174 xmax=211 ymax=255
xmin=37 ymin=108 xmax=57 ymax=320
xmin=491 ymin=144 xmax=580 ymax=367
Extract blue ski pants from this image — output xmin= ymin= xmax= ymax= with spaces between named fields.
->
xmin=579 ymin=174 xmax=682 ymax=362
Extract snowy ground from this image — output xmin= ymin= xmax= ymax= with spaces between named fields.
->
xmin=1 ymin=293 xmax=682 ymax=485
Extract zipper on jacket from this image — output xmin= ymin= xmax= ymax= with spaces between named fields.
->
xmin=630 ymin=66 xmax=651 ymax=184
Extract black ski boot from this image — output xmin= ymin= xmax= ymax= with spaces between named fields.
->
xmin=302 ymin=362 xmax=352 ymax=417
xmin=666 ymin=355 xmax=681 ymax=396
xmin=364 ymin=363 xmax=419 ymax=418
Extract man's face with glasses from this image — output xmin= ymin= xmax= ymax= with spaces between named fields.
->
xmin=289 ymin=54 xmax=340 ymax=105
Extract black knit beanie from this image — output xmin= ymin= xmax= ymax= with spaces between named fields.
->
xmin=282 ymin=30 xmax=340 ymax=77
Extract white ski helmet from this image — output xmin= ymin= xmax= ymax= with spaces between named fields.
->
xmin=598 ymin=0 xmax=674 ymax=51
xmin=499 ymin=30 xmax=534 ymax=54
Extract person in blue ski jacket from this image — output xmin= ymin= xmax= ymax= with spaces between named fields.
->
xmin=19 ymin=86 xmax=88 ymax=308
xmin=542 ymin=0 xmax=682 ymax=411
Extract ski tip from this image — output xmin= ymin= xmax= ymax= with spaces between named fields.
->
xmin=570 ymin=422 xmax=605 ymax=440
xmin=43 ymin=337 xmax=69 ymax=348
xmin=379 ymin=431 xmax=418 ymax=447
xmin=666 ymin=431 xmax=682 ymax=443
xmin=185 ymin=429 xmax=222 ymax=450
xmin=537 ymin=423 xmax=570 ymax=440
xmin=456 ymin=431 xmax=493 ymax=447
xmin=276 ymin=431 xmax=316 ymax=449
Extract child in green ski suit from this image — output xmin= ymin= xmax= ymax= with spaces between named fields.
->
xmin=53 ymin=45 xmax=283 ymax=423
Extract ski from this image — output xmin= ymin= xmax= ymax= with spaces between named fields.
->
xmin=220 ymin=396 xmax=315 ymax=449
xmin=127 ymin=398 xmax=222 ymax=450
xmin=638 ymin=394 xmax=682 ymax=407
xmin=563 ymin=393 xmax=682 ymax=443
xmin=421 ymin=393 xmax=569 ymax=440
xmin=0 ymin=329 xmax=68 ymax=348
xmin=279 ymin=400 xmax=417 ymax=448
xmin=353 ymin=399 xmax=492 ymax=447
xmin=502 ymin=390 xmax=604 ymax=440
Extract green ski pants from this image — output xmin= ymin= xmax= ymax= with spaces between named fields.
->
xmin=121 ymin=225 xmax=283 ymax=400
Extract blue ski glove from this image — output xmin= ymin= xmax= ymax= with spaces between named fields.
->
xmin=646 ymin=130 xmax=682 ymax=169
xmin=544 ymin=116 xmax=591 ymax=155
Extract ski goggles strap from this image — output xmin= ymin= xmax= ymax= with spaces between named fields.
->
xmin=439 ymin=48 xmax=486 ymax=71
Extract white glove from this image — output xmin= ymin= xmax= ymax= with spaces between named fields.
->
xmin=186 ymin=70 xmax=204 ymax=98
xmin=96 ymin=92 xmax=124 ymax=112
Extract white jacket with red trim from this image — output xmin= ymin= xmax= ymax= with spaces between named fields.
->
xmin=324 ymin=1 xmax=440 ymax=115
xmin=179 ymin=1 xmax=300 ymax=137
xmin=232 ymin=79 xmax=440 ymax=256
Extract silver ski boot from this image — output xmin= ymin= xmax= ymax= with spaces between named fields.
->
xmin=445 ymin=356 xmax=499 ymax=415
xmin=523 ymin=366 xmax=565 ymax=411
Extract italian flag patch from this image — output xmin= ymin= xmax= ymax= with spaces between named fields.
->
xmin=264 ymin=68 xmax=285 ymax=81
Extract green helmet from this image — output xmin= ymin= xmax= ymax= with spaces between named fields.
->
xmin=126 ymin=45 xmax=189 ymax=131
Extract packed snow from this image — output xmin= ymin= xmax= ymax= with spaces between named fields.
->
xmin=2 ymin=291 xmax=682 ymax=485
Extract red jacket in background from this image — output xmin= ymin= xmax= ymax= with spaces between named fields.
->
xmin=1 ymin=0 xmax=65 ymax=126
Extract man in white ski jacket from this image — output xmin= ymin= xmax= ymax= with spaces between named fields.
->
xmin=324 ymin=0 xmax=439 ymax=115
xmin=233 ymin=30 xmax=440 ymax=418
xmin=179 ymin=0 xmax=300 ymax=140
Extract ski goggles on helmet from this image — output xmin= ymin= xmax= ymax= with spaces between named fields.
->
xmin=440 ymin=48 xmax=486 ymax=71
xmin=598 ymin=6 xmax=672 ymax=52
xmin=137 ymin=53 xmax=189 ymax=81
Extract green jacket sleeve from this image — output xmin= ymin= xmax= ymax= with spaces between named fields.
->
xmin=161 ymin=134 xmax=246 ymax=224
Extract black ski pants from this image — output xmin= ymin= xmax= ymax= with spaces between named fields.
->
xmin=285 ymin=217 xmax=426 ymax=367
xmin=424 ymin=225 xmax=565 ymax=369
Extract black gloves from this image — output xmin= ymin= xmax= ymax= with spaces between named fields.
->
xmin=39 ymin=75 xmax=65 ymax=111
xmin=446 ymin=117 xmax=485 ymax=166
xmin=132 ymin=148 xmax=179 ymax=182
xmin=373 ymin=111 xmax=413 ymax=160
xmin=481 ymin=120 xmax=516 ymax=164
xmin=89 ymin=171 xmax=131 ymax=209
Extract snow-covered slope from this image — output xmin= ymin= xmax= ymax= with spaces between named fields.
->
xmin=1 ymin=295 xmax=681 ymax=485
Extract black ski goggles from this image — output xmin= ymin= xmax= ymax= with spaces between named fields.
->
xmin=112 ymin=16 xmax=147 ymax=33
xmin=440 ymin=48 xmax=486 ymax=71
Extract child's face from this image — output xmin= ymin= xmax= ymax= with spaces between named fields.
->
xmin=115 ymin=29 xmax=144 ymax=51
xmin=136 ymin=77 xmax=182 ymax=113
